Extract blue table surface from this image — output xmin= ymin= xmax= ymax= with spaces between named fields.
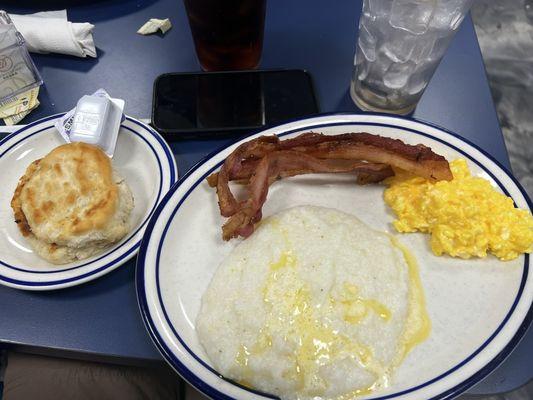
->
xmin=1 ymin=0 xmax=531 ymax=396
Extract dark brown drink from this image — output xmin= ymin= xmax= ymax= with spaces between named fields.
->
xmin=183 ymin=0 xmax=266 ymax=71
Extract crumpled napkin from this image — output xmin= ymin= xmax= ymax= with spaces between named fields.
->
xmin=9 ymin=10 xmax=96 ymax=58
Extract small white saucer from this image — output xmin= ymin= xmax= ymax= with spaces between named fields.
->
xmin=0 ymin=114 xmax=177 ymax=290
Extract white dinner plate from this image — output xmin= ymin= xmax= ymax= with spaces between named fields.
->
xmin=136 ymin=114 xmax=532 ymax=400
xmin=0 ymin=114 xmax=177 ymax=290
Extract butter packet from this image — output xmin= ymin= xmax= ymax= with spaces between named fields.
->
xmin=55 ymin=89 xmax=125 ymax=157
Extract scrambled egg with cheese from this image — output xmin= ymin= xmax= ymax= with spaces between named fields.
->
xmin=384 ymin=159 xmax=533 ymax=261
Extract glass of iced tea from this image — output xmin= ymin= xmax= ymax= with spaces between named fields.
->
xmin=183 ymin=0 xmax=267 ymax=71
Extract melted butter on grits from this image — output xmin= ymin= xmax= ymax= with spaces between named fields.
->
xmin=384 ymin=159 xmax=533 ymax=261
xmin=196 ymin=206 xmax=430 ymax=400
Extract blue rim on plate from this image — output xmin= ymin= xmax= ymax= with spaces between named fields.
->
xmin=0 ymin=114 xmax=177 ymax=289
xmin=136 ymin=113 xmax=532 ymax=400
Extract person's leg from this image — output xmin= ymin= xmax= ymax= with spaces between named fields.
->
xmin=3 ymin=352 xmax=182 ymax=400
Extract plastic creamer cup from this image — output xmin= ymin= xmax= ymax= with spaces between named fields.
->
xmin=55 ymin=89 xmax=125 ymax=157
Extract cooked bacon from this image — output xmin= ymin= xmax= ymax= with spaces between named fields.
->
xmin=208 ymin=132 xmax=451 ymax=187
xmin=221 ymin=151 xmax=394 ymax=240
xmin=207 ymin=159 xmax=260 ymax=187
xmin=216 ymin=136 xmax=279 ymax=217
xmin=291 ymin=133 xmax=452 ymax=181
xmin=208 ymin=157 xmax=391 ymax=187
xmin=209 ymin=131 xmax=452 ymax=240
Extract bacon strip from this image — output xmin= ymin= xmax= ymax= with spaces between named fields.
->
xmin=221 ymin=151 xmax=393 ymax=240
xmin=208 ymin=158 xmax=391 ymax=187
xmin=209 ymin=132 xmax=452 ymax=240
xmin=208 ymin=132 xmax=451 ymax=187
xmin=216 ymin=136 xmax=279 ymax=217
xmin=291 ymin=133 xmax=452 ymax=181
xmin=207 ymin=159 xmax=260 ymax=187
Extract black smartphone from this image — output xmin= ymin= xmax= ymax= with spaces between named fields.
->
xmin=152 ymin=69 xmax=319 ymax=139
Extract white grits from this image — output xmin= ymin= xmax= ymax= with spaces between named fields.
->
xmin=196 ymin=206 xmax=415 ymax=400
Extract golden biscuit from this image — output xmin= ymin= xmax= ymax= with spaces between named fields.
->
xmin=11 ymin=142 xmax=134 ymax=264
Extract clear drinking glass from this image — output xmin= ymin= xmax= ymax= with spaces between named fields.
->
xmin=351 ymin=0 xmax=475 ymax=115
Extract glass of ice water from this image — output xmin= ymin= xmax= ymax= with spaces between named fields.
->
xmin=351 ymin=0 xmax=475 ymax=115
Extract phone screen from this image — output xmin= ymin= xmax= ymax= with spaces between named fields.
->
xmin=152 ymin=70 xmax=319 ymax=136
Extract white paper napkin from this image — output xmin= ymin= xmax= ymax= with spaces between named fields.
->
xmin=9 ymin=10 xmax=96 ymax=58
